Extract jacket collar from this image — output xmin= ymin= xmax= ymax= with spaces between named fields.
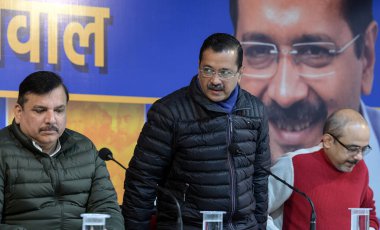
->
xmin=189 ymin=75 xmax=242 ymax=114
xmin=9 ymin=119 xmax=68 ymax=157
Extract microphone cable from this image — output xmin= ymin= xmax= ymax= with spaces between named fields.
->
xmin=228 ymin=145 xmax=316 ymax=230
xmin=98 ymin=148 xmax=183 ymax=230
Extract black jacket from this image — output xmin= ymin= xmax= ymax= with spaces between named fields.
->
xmin=0 ymin=121 xmax=124 ymax=230
xmin=123 ymin=76 xmax=271 ymax=230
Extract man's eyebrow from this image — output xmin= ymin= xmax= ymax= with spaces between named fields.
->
xmin=292 ymin=34 xmax=334 ymax=44
xmin=32 ymin=105 xmax=47 ymax=109
xmin=31 ymin=104 xmax=66 ymax=109
xmin=55 ymin=105 xmax=66 ymax=109
xmin=241 ymin=33 xmax=275 ymax=43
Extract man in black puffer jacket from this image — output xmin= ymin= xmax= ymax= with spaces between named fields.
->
xmin=0 ymin=71 xmax=124 ymax=230
xmin=122 ymin=33 xmax=271 ymax=230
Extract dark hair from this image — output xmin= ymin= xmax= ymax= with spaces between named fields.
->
xmin=199 ymin=33 xmax=243 ymax=69
xmin=229 ymin=0 xmax=373 ymax=57
xmin=17 ymin=71 xmax=69 ymax=106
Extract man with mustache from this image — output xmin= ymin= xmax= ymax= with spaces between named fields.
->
xmin=122 ymin=33 xmax=271 ymax=229
xmin=230 ymin=0 xmax=380 ymax=218
xmin=267 ymin=109 xmax=378 ymax=229
xmin=0 ymin=71 xmax=124 ymax=229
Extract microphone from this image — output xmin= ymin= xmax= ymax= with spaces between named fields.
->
xmin=98 ymin=148 xmax=183 ymax=230
xmin=99 ymin=148 xmax=128 ymax=170
xmin=228 ymin=145 xmax=316 ymax=230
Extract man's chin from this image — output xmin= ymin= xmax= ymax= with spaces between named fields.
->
xmin=337 ymin=164 xmax=355 ymax=173
xmin=206 ymin=92 xmax=225 ymax=102
xmin=36 ymin=135 xmax=60 ymax=145
xmin=40 ymin=130 xmax=58 ymax=135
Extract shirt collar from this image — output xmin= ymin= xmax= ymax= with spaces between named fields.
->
xmin=32 ymin=140 xmax=62 ymax=157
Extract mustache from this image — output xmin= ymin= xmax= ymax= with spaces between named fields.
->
xmin=39 ymin=125 xmax=59 ymax=133
xmin=267 ymin=99 xmax=328 ymax=131
xmin=347 ymin=159 xmax=359 ymax=165
xmin=208 ymin=83 xmax=224 ymax=91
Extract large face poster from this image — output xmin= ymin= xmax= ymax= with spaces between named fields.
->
xmin=0 ymin=0 xmax=379 ymax=209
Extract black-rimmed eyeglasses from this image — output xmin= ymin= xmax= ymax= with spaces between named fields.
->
xmin=327 ymin=132 xmax=371 ymax=156
xmin=199 ymin=66 xmax=240 ymax=80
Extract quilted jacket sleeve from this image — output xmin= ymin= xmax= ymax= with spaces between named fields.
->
xmin=0 ymin=152 xmax=27 ymax=230
xmin=122 ymin=101 xmax=175 ymax=229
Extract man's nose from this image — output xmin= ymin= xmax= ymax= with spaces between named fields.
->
xmin=353 ymin=151 xmax=364 ymax=161
xmin=267 ymin=53 xmax=308 ymax=108
xmin=45 ymin=110 xmax=56 ymax=123
xmin=209 ymin=74 xmax=223 ymax=84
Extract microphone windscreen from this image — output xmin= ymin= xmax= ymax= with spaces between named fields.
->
xmin=98 ymin=147 xmax=113 ymax=161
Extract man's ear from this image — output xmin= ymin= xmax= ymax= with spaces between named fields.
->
xmin=361 ymin=20 xmax=378 ymax=95
xmin=237 ymin=66 xmax=245 ymax=83
xmin=14 ymin=104 xmax=23 ymax=124
xmin=322 ymin=134 xmax=333 ymax=149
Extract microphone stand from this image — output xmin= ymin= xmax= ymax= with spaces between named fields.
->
xmin=131 ymin=172 xmax=183 ymax=230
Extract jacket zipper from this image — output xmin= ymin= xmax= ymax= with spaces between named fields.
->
xmin=50 ymin=158 xmax=60 ymax=194
xmin=50 ymin=157 xmax=64 ymax=229
xmin=227 ymin=115 xmax=235 ymax=230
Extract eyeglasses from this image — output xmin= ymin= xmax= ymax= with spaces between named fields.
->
xmin=327 ymin=133 xmax=371 ymax=157
xmin=241 ymin=34 xmax=361 ymax=79
xmin=199 ymin=66 xmax=240 ymax=80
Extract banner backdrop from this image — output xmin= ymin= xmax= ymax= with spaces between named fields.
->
xmin=0 ymin=0 xmax=232 ymax=98
xmin=0 ymin=0 xmax=379 ymax=205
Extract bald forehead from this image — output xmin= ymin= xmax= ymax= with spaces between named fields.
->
xmin=334 ymin=109 xmax=367 ymax=123
xmin=342 ymin=120 xmax=370 ymax=142
xmin=323 ymin=109 xmax=368 ymax=137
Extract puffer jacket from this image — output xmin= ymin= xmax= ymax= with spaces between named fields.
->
xmin=0 ymin=121 xmax=124 ymax=230
xmin=123 ymin=76 xmax=271 ymax=230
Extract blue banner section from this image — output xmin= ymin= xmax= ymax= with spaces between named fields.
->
xmin=0 ymin=98 xmax=5 ymax=128
xmin=0 ymin=0 xmax=378 ymax=106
